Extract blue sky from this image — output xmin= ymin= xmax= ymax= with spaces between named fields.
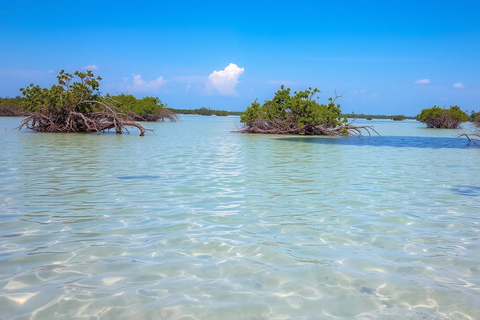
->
xmin=1 ymin=0 xmax=479 ymax=115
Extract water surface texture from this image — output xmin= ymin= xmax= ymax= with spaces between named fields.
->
xmin=0 ymin=116 xmax=479 ymax=319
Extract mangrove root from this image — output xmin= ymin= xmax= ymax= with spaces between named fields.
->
xmin=18 ymin=104 xmax=147 ymax=136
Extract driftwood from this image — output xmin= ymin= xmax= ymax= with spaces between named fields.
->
xmin=459 ymin=119 xmax=480 ymax=142
xmin=18 ymin=101 xmax=147 ymax=136
xmin=459 ymin=133 xmax=480 ymax=142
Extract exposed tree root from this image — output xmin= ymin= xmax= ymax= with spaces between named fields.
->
xmin=18 ymin=103 xmax=147 ymax=136
xmin=236 ymin=118 xmax=379 ymax=136
xmin=18 ymin=70 xmax=149 ymax=136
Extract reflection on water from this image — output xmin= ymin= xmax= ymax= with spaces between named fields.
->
xmin=451 ymin=185 xmax=480 ymax=197
xmin=277 ymin=135 xmax=479 ymax=149
xmin=0 ymin=116 xmax=479 ymax=319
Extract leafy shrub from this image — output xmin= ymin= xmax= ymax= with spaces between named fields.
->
xmin=417 ymin=105 xmax=468 ymax=129
xmin=392 ymin=115 xmax=406 ymax=121
xmin=108 ymin=94 xmax=177 ymax=121
xmin=240 ymin=86 xmax=348 ymax=135
xmin=18 ymin=70 xmax=146 ymax=135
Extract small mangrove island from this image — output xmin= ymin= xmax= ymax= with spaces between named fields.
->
xmin=15 ymin=70 xmax=179 ymax=136
xmin=238 ymin=86 xmax=378 ymax=136
xmin=417 ymin=105 xmax=469 ymax=129
xmin=18 ymin=70 xmax=149 ymax=135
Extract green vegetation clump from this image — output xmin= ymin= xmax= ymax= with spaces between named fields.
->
xmin=470 ymin=111 xmax=480 ymax=125
xmin=474 ymin=114 xmax=480 ymax=139
xmin=171 ymin=107 xmax=231 ymax=116
xmin=108 ymin=94 xmax=178 ymax=122
xmin=417 ymin=105 xmax=469 ymax=129
xmin=239 ymin=86 xmax=377 ymax=136
xmin=18 ymin=70 xmax=146 ymax=135
xmin=341 ymin=113 xmax=416 ymax=120
xmin=0 ymin=97 xmax=27 ymax=116
xmin=215 ymin=110 xmax=228 ymax=116
xmin=392 ymin=115 xmax=406 ymax=121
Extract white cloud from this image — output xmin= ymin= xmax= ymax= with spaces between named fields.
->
xmin=205 ymin=63 xmax=245 ymax=96
xmin=171 ymin=76 xmax=207 ymax=94
xmin=414 ymin=78 xmax=430 ymax=84
xmin=353 ymin=89 xmax=366 ymax=95
xmin=453 ymin=82 xmax=464 ymax=88
xmin=82 ymin=64 xmax=99 ymax=70
xmin=125 ymin=74 xmax=166 ymax=93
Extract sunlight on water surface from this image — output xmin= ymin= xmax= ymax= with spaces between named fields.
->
xmin=0 ymin=116 xmax=479 ymax=319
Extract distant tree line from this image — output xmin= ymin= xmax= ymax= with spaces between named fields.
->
xmin=170 ymin=107 xmax=240 ymax=116
xmin=2 ymin=75 xmax=477 ymax=137
xmin=342 ymin=113 xmax=413 ymax=120
xmin=3 ymin=95 xmax=477 ymax=126
xmin=0 ymin=96 xmax=28 ymax=116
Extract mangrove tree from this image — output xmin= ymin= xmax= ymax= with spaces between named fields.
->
xmin=18 ymin=70 xmax=146 ymax=136
xmin=238 ymin=86 xmax=377 ymax=136
xmin=417 ymin=105 xmax=469 ymax=129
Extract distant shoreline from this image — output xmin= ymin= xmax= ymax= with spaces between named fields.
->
xmin=169 ymin=108 xmax=417 ymax=120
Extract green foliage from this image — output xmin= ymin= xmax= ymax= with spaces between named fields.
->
xmin=195 ymin=107 xmax=215 ymax=116
xmin=392 ymin=115 xmax=406 ymax=121
xmin=470 ymin=111 xmax=480 ymax=125
xmin=215 ymin=110 xmax=228 ymax=116
xmin=17 ymin=70 xmax=147 ymax=135
xmin=0 ymin=96 xmax=26 ymax=116
xmin=171 ymin=107 xmax=231 ymax=116
xmin=473 ymin=113 xmax=480 ymax=128
xmin=0 ymin=96 xmax=23 ymax=107
xmin=342 ymin=113 xmax=416 ymax=120
xmin=240 ymin=86 xmax=347 ymax=134
xmin=240 ymin=100 xmax=261 ymax=125
xmin=417 ymin=105 xmax=469 ymax=129
xmin=20 ymin=70 xmax=102 ymax=114
xmin=109 ymin=94 xmax=167 ymax=115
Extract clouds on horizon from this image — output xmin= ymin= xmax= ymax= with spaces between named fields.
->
xmin=205 ymin=63 xmax=245 ymax=96
xmin=114 ymin=64 xmax=244 ymax=96
xmin=414 ymin=78 xmax=430 ymax=85
xmin=82 ymin=64 xmax=99 ymax=70
xmin=121 ymin=74 xmax=166 ymax=93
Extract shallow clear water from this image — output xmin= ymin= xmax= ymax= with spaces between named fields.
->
xmin=0 ymin=116 xmax=479 ymax=319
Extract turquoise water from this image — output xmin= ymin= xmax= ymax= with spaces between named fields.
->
xmin=0 ymin=116 xmax=479 ymax=319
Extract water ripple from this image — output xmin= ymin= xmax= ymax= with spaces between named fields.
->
xmin=0 ymin=117 xmax=479 ymax=319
